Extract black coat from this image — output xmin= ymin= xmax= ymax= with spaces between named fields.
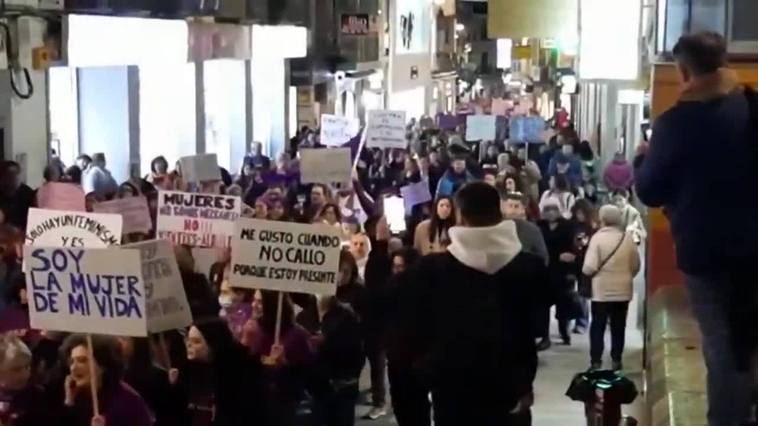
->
xmin=396 ymin=251 xmax=545 ymax=412
xmin=538 ymin=218 xmax=576 ymax=296
xmin=314 ymin=303 xmax=364 ymax=382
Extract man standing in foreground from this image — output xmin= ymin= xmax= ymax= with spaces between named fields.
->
xmin=635 ymin=32 xmax=758 ymax=425
xmin=397 ymin=182 xmax=545 ymax=425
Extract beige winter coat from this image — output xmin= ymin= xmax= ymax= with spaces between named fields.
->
xmin=414 ymin=219 xmax=449 ymax=256
xmin=582 ymin=226 xmax=640 ymax=302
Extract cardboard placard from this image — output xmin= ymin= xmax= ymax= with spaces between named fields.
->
xmin=178 ymin=153 xmax=222 ymax=183
xmin=465 ymin=115 xmax=497 ymax=141
xmin=126 ymin=240 xmax=192 ymax=333
xmin=25 ymin=208 xmax=123 ymax=248
xmin=93 ymin=196 xmax=152 ymax=235
xmin=300 ymin=148 xmax=352 ymax=185
xmin=230 ymin=219 xmax=342 ymax=295
xmin=491 ymin=98 xmax=513 ymax=117
xmin=400 ymin=181 xmax=432 ymax=212
xmin=320 ymin=114 xmax=358 ymax=147
xmin=437 ymin=114 xmax=459 ymax=131
xmin=24 ymin=246 xmax=147 ymax=337
xmin=384 ymin=196 xmax=406 ymax=233
xmin=366 ymin=110 xmax=407 ymax=150
xmin=36 ymin=183 xmax=86 ymax=212
xmin=156 ymin=191 xmax=241 ymax=248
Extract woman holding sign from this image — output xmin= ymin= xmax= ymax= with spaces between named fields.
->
xmin=57 ymin=334 xmax=152 ymax=426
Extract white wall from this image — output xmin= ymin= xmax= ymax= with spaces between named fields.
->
xmin=78 ymin=67 xmax=131 ymax=183
xmin=204 ymin=60 xmax=246 ymax=173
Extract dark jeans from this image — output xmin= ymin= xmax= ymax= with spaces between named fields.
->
xmin=388 ymin=360 xmax=431 ymax=426
xmin=312 ymin=382 xmax=359 ymax=426
xmin=365 ymin=337 xmax=387 ymax=407
xmin=685 ymin=274 xmax=752 ymax=426
xmin=589 ymin=301 xmax=629 ymax=363
xmin=536 ymin=303 xmax=570 ymax=341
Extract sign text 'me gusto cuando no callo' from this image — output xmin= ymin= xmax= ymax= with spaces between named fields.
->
xmin=28 ymin=248 xmax=142 ymax=319
xmin=25 ymin=214 xmax=119 ymax=246
xmin=230 ymin=219 xmax=342 ymax=295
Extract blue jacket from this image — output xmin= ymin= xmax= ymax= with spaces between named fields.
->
xmin=635 ymin=69 xmax=758 ymax=275
xmin=436 ymin=169 xmax=475 ymax=197
xmin=548 ymin=152 xmax=582 ymax=187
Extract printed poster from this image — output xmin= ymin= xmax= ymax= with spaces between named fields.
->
xmin=24 ymin=246 xmax=147 ymax=337
xmin=231 ymin=219 xmax=342 ymax=295
xmin=156 ymin=190 xmax=241 ymax=248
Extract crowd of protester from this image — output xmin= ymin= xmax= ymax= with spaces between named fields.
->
xmin=0 ymin=107 xmax=652 ymax=426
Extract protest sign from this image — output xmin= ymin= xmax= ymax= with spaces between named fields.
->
xmin=36 ymin=183 xmax=86 ymax=212
xmin=93 ymin=196 xmax=152 ymax=235
xmin=156 ymin=190 xmax=241 ymax=248
xmin=465 ymin=115 xmax=497 ymax=141
xmin=366 ymin=110 xmax=407 ymax=149
xmin=400 ymin=181 xmax=432 ymax=213
xmin=24 ymin=246 xmax=147 ymax=337
xmin=25 ymin=208 xmax=123 ymax=248
xmin=384 ymin=196 xmax=406 ymax=233
xmin=320 ymin=114 xmax=358 ymax=147
xmin=300 ymin=148 xmax=352 ymax=185
xmin=179 ymin=153 xmax=222 ymax=183
xmin=491 ymin=98 xmax=512 ymax=116
xmin=231 ymin=219 xmax=342 ymax=295
xmin=126 ymin=240 xmax=192 ymax=333
xmin=437 ymin=114 xmax=459 ymax=131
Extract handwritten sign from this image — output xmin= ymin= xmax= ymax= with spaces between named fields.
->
xmin=300 ymin=148 xmax=352 ymax=185
xmin=156 ymin=191 xmax=241 ymax=248
xmin=384 ymin=196 xmax=406 ymax=233
xmin=93 ymin=196 xmax=152 ymax=235
xmin=320 ymin=114 xmax=358 ymax=147
xmin=400 ymin=181 xmax=432 ymax=213
xmin=25 ymin=208 xmax=123 ymax=248
xmin=179 ymin=153 xmax=222 ymax=183
xmin=36 ymin=183 xmax=86 ymax=212
xmin=465 ymin=115 xmax=497 ymax=141
xmin=231 ymin=219 xmax=342 ymax=295
xmin=366 ymin=110 xmax=407 ymax=149
xmin=126 ymin=240 xmax=192 ymax=333
xmin=24 ymin=246 xmax=147 ymax=337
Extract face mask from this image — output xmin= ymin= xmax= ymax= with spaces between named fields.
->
xmin=218 ymin=295 xmax=233 ymax=309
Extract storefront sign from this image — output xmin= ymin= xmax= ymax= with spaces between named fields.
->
xmin=340 ymin=14 xmax=378 ymax=36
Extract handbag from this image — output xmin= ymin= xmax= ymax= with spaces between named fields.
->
xmin=579 ymin=234 xmax=626 ymax=298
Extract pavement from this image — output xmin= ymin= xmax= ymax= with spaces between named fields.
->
xmin=353 ymin=299 xmax=646 ymax=426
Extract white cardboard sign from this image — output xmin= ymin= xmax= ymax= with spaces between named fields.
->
xmin=126 ymin=240 xmax=192 ymax=333
xmin=300 ymin=148 xmax=352 ymax=184
xmin=320 ymin=114 xmax=358 ymax=147
xmin=366 ymin=110 xmax=407 ymax=149
xmin=156 ymin=190 xmax=242 ymax=248
xmin=24 ymin=246 xmax=147 ymax=337
xmin=231 ymin=219 xmax=342 ymax=295
xmin=179 ymin=153 xmax=222 ymax=183
xmin=25 ymin=208 xmax=123 ymax=248
xmin=465 ymin=115 xmax=497 ymax=141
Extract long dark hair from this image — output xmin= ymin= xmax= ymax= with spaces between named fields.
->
xmin=339 ymin=249 xmax=360 ymax=286
xmin=571 ymin=198 xmax=596 ymax=227
xmin=429 ymin=196 xmax=456 ymax=243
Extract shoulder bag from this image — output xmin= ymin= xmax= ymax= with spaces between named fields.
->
xmin=578 ymin=233 xmax=626 ymax=298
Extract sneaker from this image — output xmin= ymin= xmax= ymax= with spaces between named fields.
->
xmin=363 ymin=406 xmax=387 ymax=420
xmin=612 ymin=361 xmax=623 ymax=371
xmin=536 ymin=338 xmax=551 ymax=352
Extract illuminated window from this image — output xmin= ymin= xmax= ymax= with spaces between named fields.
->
xmin=579 ymin=0 xmax=641 ymax=80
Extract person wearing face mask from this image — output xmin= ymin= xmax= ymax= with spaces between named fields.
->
xmin=56 ymin=334 xmax=152 ymax=426
xmin=414 ymin=197 xmax=456 ymax=256
xmin=0 ymin=335 xmax=49 ymax=426
xmin=176 ymin=320 xmax=266 ymax=426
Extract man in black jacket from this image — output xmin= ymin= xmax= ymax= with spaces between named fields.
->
xmin=398 ymin=182 xmax=545 ymax=425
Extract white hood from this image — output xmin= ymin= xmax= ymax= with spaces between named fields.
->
xmin=447 ymin=220 xmax=523 ymax=275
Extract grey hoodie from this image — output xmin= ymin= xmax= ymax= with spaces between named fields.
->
xmin=447 ymin=220 xmax=523 ymax=275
